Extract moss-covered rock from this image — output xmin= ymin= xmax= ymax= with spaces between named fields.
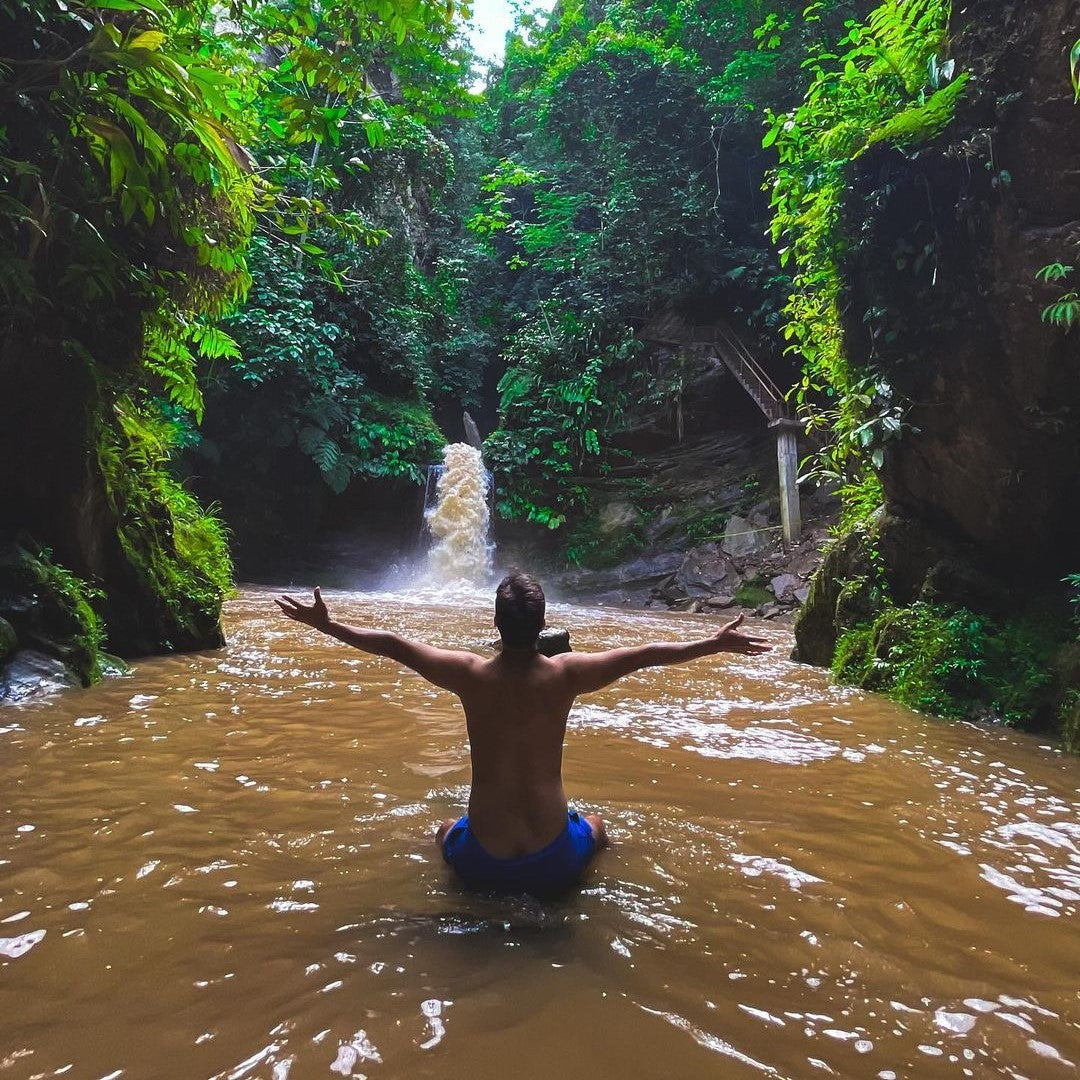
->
xmin=833 ymin=601 xmax=1065 ymax=729
xmin=1061 ymin=694 xmax=1080 ymax=755
xmin=792 ymin=521 xmax=888 ymax=665
xmin=96 ymin=399 xmax=231 ymax=655
xmin=0 ymin=545 xmax=104 ymax=687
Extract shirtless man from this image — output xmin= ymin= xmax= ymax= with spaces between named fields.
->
xmin=276 ymin=571 xmax=770 ymax=897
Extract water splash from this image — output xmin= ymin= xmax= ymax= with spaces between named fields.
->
xmin=424 ymin=443 xmax=492 ymax=586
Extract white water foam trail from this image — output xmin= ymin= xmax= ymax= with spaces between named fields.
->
xmin=421 ymin=443 xmax=492 ymax=589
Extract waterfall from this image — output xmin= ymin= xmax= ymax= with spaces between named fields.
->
xmin=423 ymin=443 xmax=493 ymax=585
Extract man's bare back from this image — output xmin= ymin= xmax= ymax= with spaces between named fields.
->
xmin=276 ymin=574 xmax=770 ymax=892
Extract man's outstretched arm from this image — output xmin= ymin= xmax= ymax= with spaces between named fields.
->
xmin=275 ymin=588 xmax=479 ymax=692
xmin=558 ymin=614 xmax=770 ymax=696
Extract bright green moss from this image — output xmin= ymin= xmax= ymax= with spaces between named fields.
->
xmin=98 ymin=398 xmax=232 ymax=647
xmin=833 ymin=602 xmax=1059 ymax=726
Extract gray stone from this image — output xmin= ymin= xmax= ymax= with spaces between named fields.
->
xmin=613 ymin=550 xmax=684 ymax=585
xmin=644 ymin=507 xmax=681 ymax=544
xmin=0 ymin=649 xmax=80 ymax=703
xmin=675 ymin=543 xmax=735 ymax=597
xmin=770 ymin=573 xmax=800 ymax=600
xmin=669 ymin=597 xmax=699 ymax=612
xmin=794 ymin=586 xmax=810 ymax=604
xmin=704 ymin=595 xmax=737 ymax=609
xmin=598 ymin=500 xmax=641 ymax=534
xmin=722 ymin=514 xmax=770 ymax=558
xmin=558 ymin=550 xmax=686 ymax=610
xmin=537 ymin=628 xmax=572 ymax=656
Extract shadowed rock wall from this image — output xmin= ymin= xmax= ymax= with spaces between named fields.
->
xmin=849 ymin=0 xmax=1080 ymax=584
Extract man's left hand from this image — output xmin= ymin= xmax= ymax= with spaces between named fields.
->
xmin=713 ymin=613 xmax=771 ymax=655
xmin=275 ymin=587 xmax=331 ymax=631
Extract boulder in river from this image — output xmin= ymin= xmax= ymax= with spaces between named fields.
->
xmin=1 ymin=649 xmax=81 ymax=702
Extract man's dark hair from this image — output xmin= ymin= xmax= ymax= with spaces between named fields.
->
xmin=495 ymin=572 xmax=545 ymax=649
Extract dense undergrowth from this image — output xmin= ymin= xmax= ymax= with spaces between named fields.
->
xmin=99 ymin=400 xmax=233 ymax=650
xmin=0 ymin=0 xmax=464 ymax=664
xmin=0 ymin=545 xmax=105 ymax=686
xmin=834 ymin=604 xmax=1062 ymax=728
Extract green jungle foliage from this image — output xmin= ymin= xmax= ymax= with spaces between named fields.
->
xmin=833 ymin=602 xmax=1061 ymax=728
xmin=0 ymin=545 xmax=105 ymax=685
xmin=473 ymin=0 xmax=861 ymax=528
xmin=1037 ymin=42 xmax=1080 ymax=331
xmin=188 ymin=4 xmax=481 ymax=517
xmin=0 ymin=0 xmax=463 ymax=652
xmin=765 ymin=0 xmax=966 ymax=521
xmin=98 ymin=398 xmax=233 ymax=645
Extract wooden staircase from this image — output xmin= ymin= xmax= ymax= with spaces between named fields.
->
xmin=694 ymin=323 xmax=790 ymax=423
xmin=639 ymin=317 xmax=803 ymax=544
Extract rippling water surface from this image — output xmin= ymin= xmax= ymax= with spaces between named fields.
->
xmin=2 ymin=588 xmax=1079 ymax=1079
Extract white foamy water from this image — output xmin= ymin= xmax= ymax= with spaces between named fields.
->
xmin=423 ymin=443 xmax=492 ymax=586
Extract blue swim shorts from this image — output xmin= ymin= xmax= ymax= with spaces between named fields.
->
xmin=442 ymin=811 xmax=598 ymax=897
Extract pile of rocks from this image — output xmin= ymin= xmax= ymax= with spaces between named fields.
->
xmin=648 ymin=523 xmax=826 ymax=618
xmin=557 ymin=510 xmax=832 ymax=620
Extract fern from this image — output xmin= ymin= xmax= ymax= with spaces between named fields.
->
xmin=296 ymin=424 xmax=342 ymax=474
xmin=866 ymin=0 xmax=949 ymax=93
xmin=191 ymin=324 xmax=242 ymax=361
xmin=867 ymin=75 xmax=970 ymax=149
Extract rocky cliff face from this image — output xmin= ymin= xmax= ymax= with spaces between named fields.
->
xmin=797 ymin=0 xmax=1080 ymax=657
xmin=857 ymin=0 xmax=1079 ymax=585
xmin=793 ymin=0 xmax=1080 ymax=744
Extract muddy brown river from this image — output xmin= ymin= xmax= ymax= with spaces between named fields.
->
xmin=1 ymin=587 xmax=1078 ymax=1079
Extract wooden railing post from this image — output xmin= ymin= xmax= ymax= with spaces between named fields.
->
xmin=769 ymin=417 xmax=802 ymax=546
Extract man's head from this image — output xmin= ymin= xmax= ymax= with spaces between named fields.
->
xmin=494 ymin=572 xmax=546 ymax=650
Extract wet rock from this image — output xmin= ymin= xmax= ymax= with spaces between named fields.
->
xmin=676 ymin=543 xmax=736 ymax=598
xmin=722 ymin=515 xmax=770 ymax=558
xmin=611 ymin=551 xmax=685 ymax=586
xmin=704 ymin=595 xmax=737 ymax=609
xmin=559 ymin=550 xmax=684 ymax=599
xmin=770 ymin=573 xmax=800 ymax=601
xmin=537 ymin=628 xmax=572 ymax=656
xmin=0 ymin=649 xmax=80 ymax=702
xmin=590 ymin=591 xmax=637 ymax=607
xmin=794 ymin=585 xmax=810 ymax=604
xmin=793 ymin=526 xmax=884 ymax=666
xmin=669 ymin=597 xmax=701 ymax=612
xmin=0 ymin=545 xmax=101 ymax=685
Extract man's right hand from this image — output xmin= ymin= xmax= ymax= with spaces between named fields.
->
xmin=275 ymin=587 xmax=331 ymax=631
xmin=713 ymin=613 xmax=771 ymax=655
